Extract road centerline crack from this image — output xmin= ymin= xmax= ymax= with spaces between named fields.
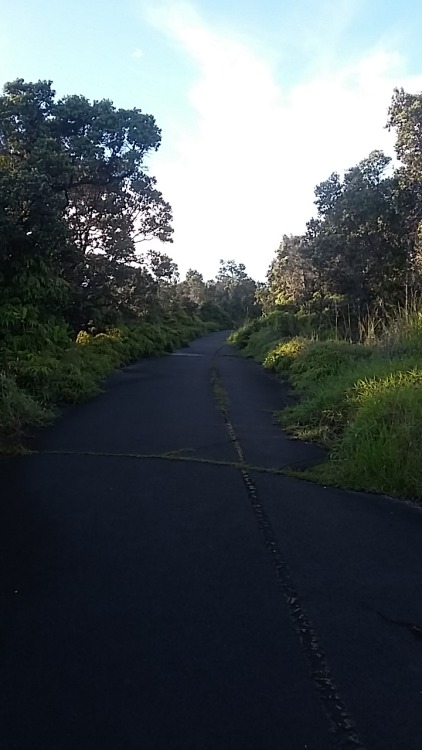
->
xmin=211 ymin=358 xmax=365 ymax=750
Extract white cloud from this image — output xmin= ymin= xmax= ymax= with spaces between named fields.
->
xmin=144 ymin=1 xmax=422 ymax=280
xmin=132 ymin=48 xmax=144 ymax=59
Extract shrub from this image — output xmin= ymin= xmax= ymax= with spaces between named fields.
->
xmin=289 ymin=341 xmax=373 ymax=389
xmin=0 ymin=314 xmax=213 ymax=452
xmin=315 ymin=370 xmax=422 ymax=498
xmin=230 ymin=311 xmax=422 ymax=499
xmin=0 ymin=372 xmax=54 ymax=450
xmin=263 ymin=337 xmax=309 ymax=373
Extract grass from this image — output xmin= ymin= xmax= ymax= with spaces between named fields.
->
xmin=0 ymin=312 xmax=217 ymax=453
xmin=0 ymin=372 xmax=55 ymax=452
xmin=230 ymin=310 xmax=422 ymax=501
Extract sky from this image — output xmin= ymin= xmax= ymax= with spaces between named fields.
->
xmin=2 ymin=0 xmax=422 ymax=280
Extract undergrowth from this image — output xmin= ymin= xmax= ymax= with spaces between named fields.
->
xmin=0 ymin=312 xmax=217 ymax=453
xmin=230 ymin=311 xmax=422 ymax=500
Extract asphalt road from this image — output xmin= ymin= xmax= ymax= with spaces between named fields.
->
xmin=1 ymin=330 xmax=422 ymax=750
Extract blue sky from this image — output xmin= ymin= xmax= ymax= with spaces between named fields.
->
xmin=2 ymin=0 xmax=422 ymax=280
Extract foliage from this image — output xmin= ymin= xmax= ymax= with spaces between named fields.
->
xmin=262 ymin=337 xmax=309 ymax=373
xmin=210 ymin=260 xmax=260 ymax=324
xmin=0 ymin=78 xmax=175 ymax=335
xmin=229 ymin=308 xmax=325 ymax=361
xmin=0 ymin=77 xmax=236 ymax=451
xmin=230 ymin=309 xmax=422 ymax=499
xmin=0 ymin=372 xmax=54 ymax=450
xmin=387 ymin=88 xmax=422 ymax=187
xmin=0 ymin=315 xmax=214 ymax=452
xmin=231 ymin=85 xmax=422 ymax=499
xmin=259 ymin=87 xmax=422 ymax=329
xmin=318 ymin=371 xmax=422 ymax=498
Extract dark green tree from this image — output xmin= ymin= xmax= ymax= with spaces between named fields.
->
xmin=304 ymin=151 xmax=411 ymax=312
xmin=263 ymin=235 xmax=315 ymax=311
xmin=0 ymin=78 xmax=173 ymax=337
xmin=212 ymin=259 xmax=259 ymax=323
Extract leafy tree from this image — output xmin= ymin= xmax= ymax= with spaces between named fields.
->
xmin=387 ymin=88 xmax=422 ymax=186
xmin=212 ymin=259 xmax=259 ymax=323
xmin=263 ymin=235 xmax=315 ymax=311
xmin=387 ymin=88 xmax=422 ymax=296
xmin=303 ymin=151 xmax=411 ymax=312
xmin=57 ymin=93 xmax=173 ymax=259
xmin=0 ymin=78 xmax=174 ymax=337
xmin=183 ymin=269 xmax=208 ymax=304
xmin=176 ymin=269 xmax=209 ymax=314
xmin=216 ymin=259 xmax=248 ymax=282
xmin=262 ymin=128 xmax=422 ymax=331
xmin=0 ymin=80 xmax=74 ymax=347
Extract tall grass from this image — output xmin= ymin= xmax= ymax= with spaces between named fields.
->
xmin=0 ymin=312 xmax=216 ymax=453
xmin=230 ymin=310 xmax=422 ymax=500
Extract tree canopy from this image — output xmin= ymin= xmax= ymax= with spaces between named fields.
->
xmin=259 ymin=88 xmax=422 ymax=334
xmin=0 ymin=78 xmax=258 ymax=349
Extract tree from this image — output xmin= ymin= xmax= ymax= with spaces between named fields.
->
xmin=0 ymin=78 xmax=174 ymax=335
xmin=0 ymin=80 xmax=74 ymax=346
xmin=387 ymin=88 xmax=422 ymax=186
xmin=216 ymin=259 xmax=248 ymax=282
xmin=387 ymin=88 xmax=422 ymax=297
xmin=263 ymin=235 xmax=315 ymax=310
xmin=261 ymin=143 xmax=421 ymax=331
xmin=177 ymin=269 xmax=208 ymax=312
xmin=56 ymin=93 xmax=173 ymax=259
xmin=212 ymin=259 xmax=259 ymax=323
xmin=304 ymin=151 xmax=411 ymax=312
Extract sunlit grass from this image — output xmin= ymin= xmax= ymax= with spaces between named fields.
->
xmin=230 ymin=310 xmax=422 ymax=500
xmin=0 ymin=314 xmax=214 ymax=452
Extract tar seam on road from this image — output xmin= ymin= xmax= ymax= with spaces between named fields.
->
xmin=31 ymin=449 xmax=297 ymax=477
xmin=210 ymin=356 xmax=366 ymax=750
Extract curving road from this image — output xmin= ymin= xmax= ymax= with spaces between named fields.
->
xmin=1 ymin=331 xmax=422 ymax=749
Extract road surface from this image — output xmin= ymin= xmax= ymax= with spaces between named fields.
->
xmin=1 ymin=331 xmax=421 ymax=749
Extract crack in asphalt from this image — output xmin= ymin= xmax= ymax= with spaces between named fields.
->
xmin=210 ymin=355 xmax=366 ymax=750
xmin=374 ymin=610 xmax=422 ymax=641
xmin=34 ymin=449 xmax=292 ymax=477
xmin=27 ymin=346 xmax=366 ymax=747
xmin=29 ymin=447 xmax=327 ymax=475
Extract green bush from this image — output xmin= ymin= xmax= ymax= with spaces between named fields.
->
xmin=263 ymin=337 xmax=309 ymax=373
xmin=0 ymin=373 xmax=54 ymax=450
xmin=289 ymin=341 xmax=373 ymax=388
xmin=314 ymin=370 xmax=422 ymax=498
xmin=228 ymin=319 xmax=263 ymax=350
xmin=230 ymin=312 xmax=422 ymax=500
xmin=229 ymin=309 xmax=337 ymax=363
xmin=0 ymin=314 xmax=213 ymax=452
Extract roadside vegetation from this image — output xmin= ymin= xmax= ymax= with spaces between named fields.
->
xmin=230 ymin=87 xmax=422 ymax=501
xmin=1 ymin=314 xmax=214 ymax=452
xmin=230 ymin=311 xmax=422 ymax=499
xmin=0 ymin=79 xmax=259 ymax=452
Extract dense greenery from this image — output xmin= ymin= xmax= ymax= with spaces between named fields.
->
xmin=0 ymin=78 xmax=258 ymax=450
xmin=3 ymin=75 xmax=422 ymax=498
xmin=258 ymin=88 xmax=422 ymax=337
xmin=230 ymin=311 xmax=422 ymax=499
xmin=177 ymin=259 xmax=260 ymax=327
xmin=231 ymin=87 xmax=422 ymax=501
xmin=1 ymin=313 xmax=213 ymax=452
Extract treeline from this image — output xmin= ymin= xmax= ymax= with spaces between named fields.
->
xmin=0 ymin=79 xmax=258 ymax=343
xmin=0 ymin=78 xmax=258 ymax=448
xmin=259 ymin=88 xmax=422 ymax=339
xmin=231 ymin=87 xmax=422 ymax=500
